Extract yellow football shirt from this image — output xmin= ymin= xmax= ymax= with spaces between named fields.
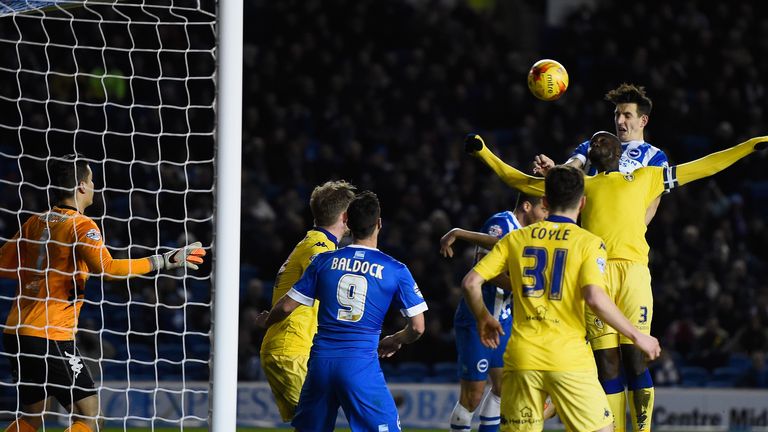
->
xmin=260 ymin=228 xmax=337 ymax=357
xmin=473 ymin=216 xmax=608 ymax=371
xmin=473 ymin=137 xmax=761 ymax=263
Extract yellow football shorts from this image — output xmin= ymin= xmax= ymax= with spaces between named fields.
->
xmin=500 ymin=369 xmax=613 ymax=432
xmin=261 ymin=354 xmax=310 ymax=422
xmin=586 ymin=260 xmax=653 ymax=350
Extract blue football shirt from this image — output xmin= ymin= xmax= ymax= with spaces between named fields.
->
xmin=569 ymin=139 xmax=669 ymax=175
xmin=288 ymin=244 xmax=428 ymax=358
xmin=454 ymin=211 xmax=521 ymax=327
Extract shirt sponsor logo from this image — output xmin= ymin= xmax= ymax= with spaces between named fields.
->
xmin=85 ymin=228 xmax=101 ymax=241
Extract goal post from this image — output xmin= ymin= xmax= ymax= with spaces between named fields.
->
xmin=211 ymin=0 xmax=242 ymax=429
xmin=0 ymin=0 xmax=241 ymax=429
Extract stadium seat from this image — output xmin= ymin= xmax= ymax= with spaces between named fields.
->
xmin=395 ymin=362 xmax=430 ymax=382
xmin=727 ymin=353 xmax=751 ymax=371
xmin=679 ymin=366 xmax=709 ymax=387
xmin=432 ymin=361 xmax=458 ymax=380
xmin=712 ymin=366 xmax=745 ymax=385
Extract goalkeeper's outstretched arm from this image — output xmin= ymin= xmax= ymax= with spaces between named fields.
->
xmin=465 ymin=134 xmax=546 ymax=196
xmin=81 ymin=241 xmax=206 ymax=278
xmin=668 ymin=136 xmax=768 ymax=190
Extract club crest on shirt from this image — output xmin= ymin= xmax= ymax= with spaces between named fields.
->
xmin=85 ymin=228 xmax=101 ymax=241
xmin=487 ymin=224 xmax=503 ymax=238
xmin=623 ymin=174 xmax=635 ymax=182
xmin=627 ymin=148 xmax=642 ymax=159
xmin=594 ymin=317 xmax=604 ymax=329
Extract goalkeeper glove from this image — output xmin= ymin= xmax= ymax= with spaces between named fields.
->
xmin=150 ymin=241 xmax=207 ymax=271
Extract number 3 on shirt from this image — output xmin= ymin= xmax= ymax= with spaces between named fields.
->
xmin=336 ymin=273 xmax=368 ymax=322
xmin=521 ymin=246 xmax=567 ymax=300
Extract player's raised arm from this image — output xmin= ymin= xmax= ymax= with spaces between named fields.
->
xmin=439 ymin=228 xmax=499 ymax=258
xmin=666 ymin=136 xmax=768 ymax=190
xmin=465 ymin=134 xmax=545 ymax=196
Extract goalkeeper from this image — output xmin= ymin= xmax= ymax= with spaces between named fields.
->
xmin=0 ymin=154 xmax=206 ymax=432
xmin=466 ymin=132 xmax=767 ymax=431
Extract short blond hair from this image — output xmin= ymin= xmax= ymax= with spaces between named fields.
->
xmin=309 ymin=180 xmax=357 ymax=227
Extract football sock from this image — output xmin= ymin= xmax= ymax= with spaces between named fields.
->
xmin=63 ymin=421 xmax=93 ymax=432
xmin=477 ymin=391 xmax=501 ymax=432
xmin=450 ymin=401 xmax=474 ymax=432
xmin=601 ymin=375 xmax=626 ymax=432
xmin=627 ymin=369 xmax=654 ymax=432
xmin=4 ymin=418 xmax=36 ymax=432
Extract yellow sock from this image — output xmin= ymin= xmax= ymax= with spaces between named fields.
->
xmin=628 ymin=387 xmax=654 ymax=432
xmin=606 ymin=391 xmax=626 ymax=432
xmin=4 ymin=418 xmax=36 ymax=432
xmin=63 ymin=421 xmax=93 ymax=432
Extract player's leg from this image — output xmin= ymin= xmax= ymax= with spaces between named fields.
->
xmin=476 ymin=318 xmax=510 ymax=432
xmin=544 ymin=370 xmax=613 ymax=432
xmin=4 ymin=399 xmax=48 ymax=432
xmin=617 ymin=263 xmax=654 ymax=432
xmin=586 ymin=261 xmax=629 ymax=432
xmin=337 ymin=357 xmax=400 ymax=432
xmin=291 ymin=357 xmax=340 ymax=432
xmin=477 ymin=368 xmax=502 ymax=432
xmin=63 ymin=394 xmax=102 ymax=432
xmin=452 ymin=324 xmax=494 ymax=431
xmin=47 ymin=340 xmax=99 ymax=432
xmin=261 ymin=354 xmax=310 ymax=422
xmin=499 ymin=370 xmax=547 ymax=432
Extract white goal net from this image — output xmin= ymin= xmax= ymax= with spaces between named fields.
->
xmin=0 ymin=0 xmax=218 ymax=429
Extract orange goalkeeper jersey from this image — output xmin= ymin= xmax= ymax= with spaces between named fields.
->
xmin=0 ymin=205 xmax=153 ymax=340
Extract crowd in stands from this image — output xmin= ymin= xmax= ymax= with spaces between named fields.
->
xmin=239 ymin=0 xmax=768 ymax=387
xmin=0 ymin=0 xmax=766 ymax=390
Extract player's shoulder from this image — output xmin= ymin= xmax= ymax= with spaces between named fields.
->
xmin=299 ymin=229 xmax=337 ymax=252
xmin=482 ymin=211 xmax=518 ymax=235
xmin=627 ymin=140 xmax=668 ymax=165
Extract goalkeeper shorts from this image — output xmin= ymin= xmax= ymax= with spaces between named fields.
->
xmin=3 ymin=333 xmax=96 ymax=406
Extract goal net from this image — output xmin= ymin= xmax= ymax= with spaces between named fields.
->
xmin=0 ymin=0 xmax=218 ymax=428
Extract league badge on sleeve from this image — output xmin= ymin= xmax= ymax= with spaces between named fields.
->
xmin=85 ymin=228 xmax=101 ymax=241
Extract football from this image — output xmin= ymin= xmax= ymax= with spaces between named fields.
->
xmin=527 ymin=59 xmax=569 ymax=101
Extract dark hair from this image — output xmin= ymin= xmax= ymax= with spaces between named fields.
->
xmin=49 ymin=153 xmax=90 ymax=202
xmin=310 ymin=180 xmax=357 ymax=227
xmin=605 ymin=83 xmax=652 ymax=116
xmin=587 ymin=131 xmax=622 ymax=172
xmin=515 ymin=192 xmax=542 ymax=209
xmin=347 ymin=191 xmax=380 ymax=239
xmin=544 ymin=165 xmax=584 ymax=212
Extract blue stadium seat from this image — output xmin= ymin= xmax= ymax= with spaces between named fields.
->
xmin=679 ymin=366 xmax=709 ymax=387
xmin=712 ymin=366 xmax=744 ymax=385
xmin=727 ymin=353 xmax=751 ymax=371
xmin=396 ymin=362 xmax=429 ymax=382
xmin=432 ymin=362 xmax=458 ymax=380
